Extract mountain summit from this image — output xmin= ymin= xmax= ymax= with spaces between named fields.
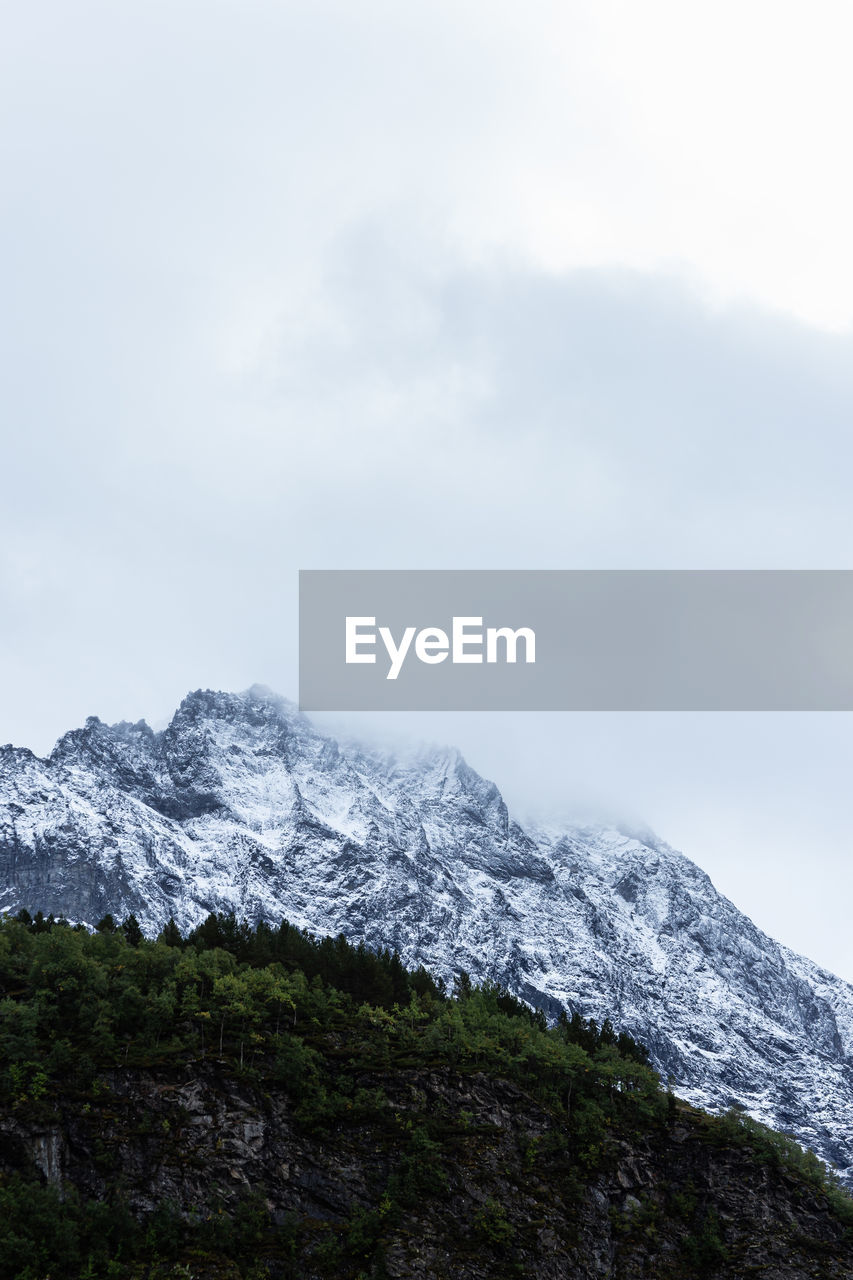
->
xmin=2 ymin=686 xmax=852 ymax=1181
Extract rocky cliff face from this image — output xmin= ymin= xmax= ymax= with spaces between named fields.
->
xmin=2 ymin=685 xmax=853 ymax=1183
xmin=2 ymin=1061 xmax=851 ymax=1280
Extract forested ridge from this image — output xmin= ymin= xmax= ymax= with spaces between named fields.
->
xmin=0 ymin=911 xmax=851 ymax=1279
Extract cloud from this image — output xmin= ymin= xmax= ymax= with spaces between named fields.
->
xmin=3 ymin=2 xmax=853 ymax=980
xmin=4 ymin=226 xmax=853 ymax=743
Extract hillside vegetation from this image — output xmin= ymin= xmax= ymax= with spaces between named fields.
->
xmin=0 ymin=911 xmax=851 ymax=1279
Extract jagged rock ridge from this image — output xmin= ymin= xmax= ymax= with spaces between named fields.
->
xmin=1 ymin=685 xmax=852 ymax=1181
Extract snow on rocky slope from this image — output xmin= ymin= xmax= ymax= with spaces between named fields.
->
xmin=2 ymin=685 xmax=852 ymax=1180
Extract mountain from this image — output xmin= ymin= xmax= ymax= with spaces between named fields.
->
xmin=2 ymin=685 xmax=852 ymax=1183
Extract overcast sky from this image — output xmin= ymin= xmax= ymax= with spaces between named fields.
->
xmin=3 ymin=1 xmax=853 ymax=978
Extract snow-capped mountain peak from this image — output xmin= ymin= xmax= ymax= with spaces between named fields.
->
xmin=2 ymin=685 xmax=852 ymax=1181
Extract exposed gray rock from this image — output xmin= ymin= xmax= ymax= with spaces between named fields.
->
xmin=2 ymin=1063 xmax=850 ymax=1279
